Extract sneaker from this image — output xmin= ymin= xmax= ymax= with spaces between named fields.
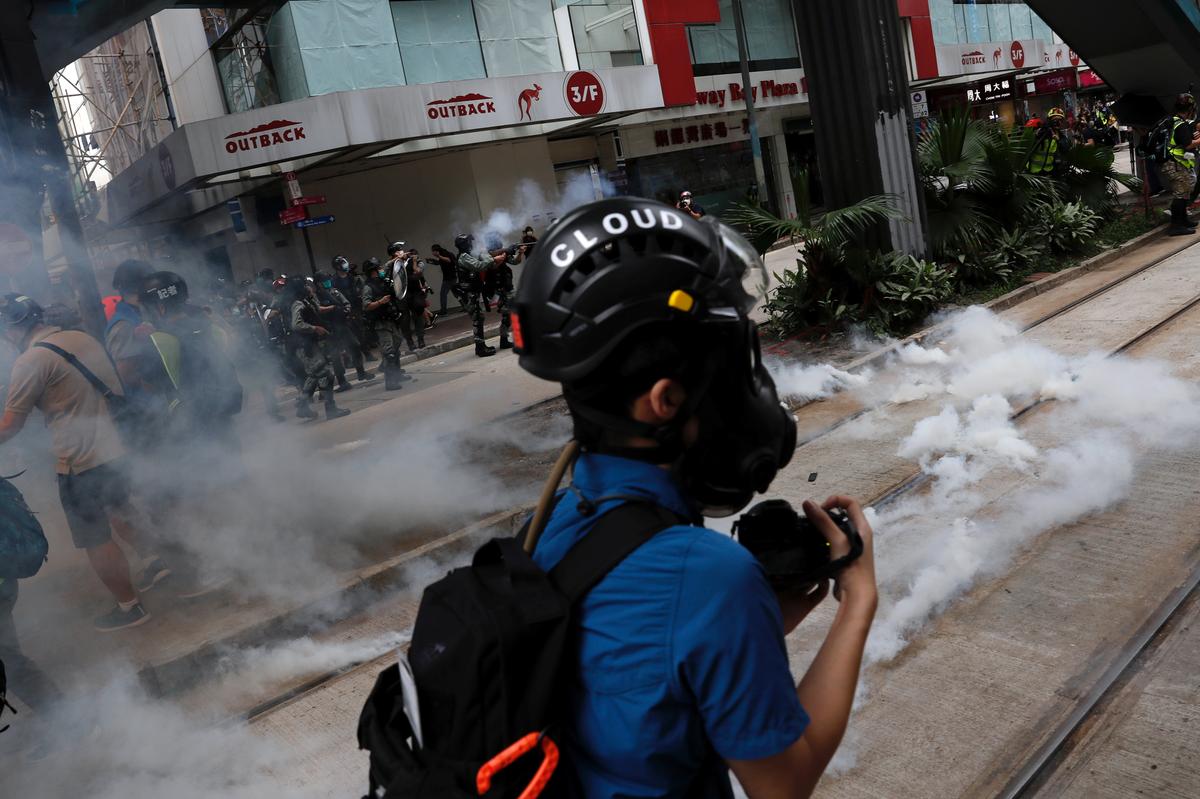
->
xmin=135 ymin=558 xmax=172 ymax=593
xmin=94 ymin=602 xmax=150 ymax=632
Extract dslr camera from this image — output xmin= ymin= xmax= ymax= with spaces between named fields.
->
xmin=733 ymin=499 xmax=863 ymax=591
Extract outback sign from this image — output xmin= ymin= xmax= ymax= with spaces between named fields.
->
xmin=224 ymin=119 xmax=306 ymax=154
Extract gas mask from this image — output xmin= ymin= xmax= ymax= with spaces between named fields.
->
xmin=322 ymin=280 xmax=333 ymax=290
xmin=676 ymin=320 xmax=796 ymax=516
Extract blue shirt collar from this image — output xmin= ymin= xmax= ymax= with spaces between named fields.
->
xmin=571 ymin=453 xmax=696 ymax=521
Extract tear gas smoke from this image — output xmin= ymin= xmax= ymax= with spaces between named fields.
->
xmin=471 ymin=171 xmax=616 ymax=246
xmin=768 ymin=361 xmax=871 ymax=402
xmin=778 ymin=307 xmax=1200 ymax=666
xmin=0 ymin=632 xmax=415 ymax=798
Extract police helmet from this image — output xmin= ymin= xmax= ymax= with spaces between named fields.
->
xmin=271 ymin=276 xmax=288 ymax=293
xmin=332 ymin=256 xmax=351 ymax=273
xmin=314 ymin=271 xmax=335 ymax=289
xmin=0 ymin=293 xmax=44 ymax=329
xmin=387 ymin=241 xmax=407 ymax=257
xmin=1047 ymin=107 xmax=1066 ymax=121
xmin=142 ymin=271 xmax=189 ymax=309
xmin=112 ymin=259 xmax=155 ymax=294
xmin=454 ymin=233 xmax=474 ymax=252
xmin=1176 ymin=93 xmax=1197 ymax=113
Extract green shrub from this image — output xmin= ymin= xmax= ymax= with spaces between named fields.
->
xmin=1035 ymin=201 xmax=1101 ymax=253
xmin=870 ymin=253 xmax=956 ymax=334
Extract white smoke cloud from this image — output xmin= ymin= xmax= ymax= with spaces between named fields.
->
xmin=769 ymin=360 xmax=871 ymax=401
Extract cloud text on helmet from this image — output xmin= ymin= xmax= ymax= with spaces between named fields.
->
xmin=551 ymin=207 xmax=684 ymax=268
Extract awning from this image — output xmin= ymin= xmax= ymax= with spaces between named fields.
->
xmin=101 ymin=65 xmax=665 ymax=228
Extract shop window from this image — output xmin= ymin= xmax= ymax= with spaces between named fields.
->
xmin=474 ymin=0 xmax=563 ymax=78
xmin=559 ymin=0 xmax=644 ymax=70
xmin=391 ymin=0 xmax=487 ymax=84
xmin=687 ymin=0 xmax=800 ymax=76
xmin=213 ymin=13 xmax=282 ymax=112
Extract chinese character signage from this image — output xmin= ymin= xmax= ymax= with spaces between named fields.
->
xmin=966 ymin=78 xmax=1014 ymax=104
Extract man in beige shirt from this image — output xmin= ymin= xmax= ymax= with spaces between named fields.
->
xmin=0 ymin=294 xmax=151 ymax=632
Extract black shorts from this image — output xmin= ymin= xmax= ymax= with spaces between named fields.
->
xmin=57 ymin=459 xmax=132 ymax=550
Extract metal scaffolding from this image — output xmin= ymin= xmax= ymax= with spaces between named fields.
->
xmin=48 ymin=20 xmax=175 ymax=221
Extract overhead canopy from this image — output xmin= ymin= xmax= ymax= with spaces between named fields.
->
xmin=1026 ymin=0 xmax=1200 ymax=105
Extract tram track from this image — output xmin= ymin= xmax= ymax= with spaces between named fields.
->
xmin=240 ymin=248 xmax=1200 ymax=733
xmin=996 ymin=562 xmax=1200 ymax=798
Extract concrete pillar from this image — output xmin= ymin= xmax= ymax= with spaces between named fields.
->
xmin=771 ymin=132 xmax=797 ymax=219
xmin=791 ymin=0 xmax=927 ymax=254
xmin=0 ymin=5 xmax=105 ymax=335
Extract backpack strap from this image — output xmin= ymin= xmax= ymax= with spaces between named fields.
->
xmin=550 ymin=502 xmax=683 ymax=603
xmin=34 ymin=341 xmax=121 ymax=401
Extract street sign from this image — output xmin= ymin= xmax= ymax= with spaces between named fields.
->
xmin=279 ymin=206 xmax=307 ymax=225
xmin=283 ymin=171 xmax=302 ymax=202
xmin=910 ymin=90 xmax=929 ymax=118
xmin=291 ymin=195 xmax=326 ymax=207
xmin=294 ymin=215 xmax=335 ymax=229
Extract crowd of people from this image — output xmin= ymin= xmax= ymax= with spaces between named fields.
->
xmin=228 ymin=227 xmax=539 ymax=402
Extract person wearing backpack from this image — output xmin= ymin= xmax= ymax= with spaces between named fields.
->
xmin=0 ymin=294 xmax=153 ymax=632
xmin=1156 ymin=93 xmax=1200 ymax=235
xmin=0 ymin=473 xmax=61 ymax=716
xmin=359 ymin=200 xmax=877 ymax=798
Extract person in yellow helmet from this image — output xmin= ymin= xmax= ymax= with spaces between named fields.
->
xmin=1028 ymin=107 xmax=1068 ymax=175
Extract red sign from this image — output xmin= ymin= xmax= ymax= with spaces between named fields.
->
xmin=426 ymin=93 xmax=496 ymax=120
xmin=283 ymin=171 xmax=302 ymax=201
xmin=1078 ymin=70 xmax=1106 ymax=89
xmin=1069 ymin=49 xmax=1080 ymax=67
xmin=291 ymin=195 xmax=326 ymax=207
xmin=565 ymin=71 xmax=604 ymax=116
xmin=1030 ymin=69 xmax=1078 ymax=96
xmin=1010 ymin=41 xmax=1026 ymax=69
xmin=279 ymin=206 xmax=306 ymax=225
xmin=225 ymin=119 xmax=305 ymax=155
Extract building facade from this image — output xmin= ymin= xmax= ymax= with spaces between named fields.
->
xmin=45 ymin=0 xmax=1090 ymax=297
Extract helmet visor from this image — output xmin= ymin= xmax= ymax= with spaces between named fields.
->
xmin=704 ymin=218 xmax=770 ymax=311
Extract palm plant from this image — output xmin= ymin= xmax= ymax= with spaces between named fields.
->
xmin=726 ymin=170 xmax=900 ymax=285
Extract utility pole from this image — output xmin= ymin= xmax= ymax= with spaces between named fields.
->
xmin=731 ymin=0 xmax=769 ymax=207
xmin=791 ymin=0 xmax=927 ymax=254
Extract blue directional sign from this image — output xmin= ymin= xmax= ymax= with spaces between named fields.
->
xmin=294 ymin=215 xmax=335 ymax=229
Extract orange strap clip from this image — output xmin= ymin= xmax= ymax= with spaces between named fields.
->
xmin=476 ymin=732 xmax=560 ymax=799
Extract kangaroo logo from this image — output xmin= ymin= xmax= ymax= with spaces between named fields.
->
xmin=993 ymin=48 xmax=1002 ymax=68
xmin=518 ymin=84 xmax=543 ymax=121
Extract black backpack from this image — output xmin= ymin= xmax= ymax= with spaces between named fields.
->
xmin=0 ymin=473 xmax=48 ymax=579
xmin=357 ymin=502 xmax=682 ymax=798
xmin=1145 ymin=115 xmax=1177 ymax=165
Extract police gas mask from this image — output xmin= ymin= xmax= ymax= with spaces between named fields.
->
xmin=675 ymin=320 xmax=796 ymax=516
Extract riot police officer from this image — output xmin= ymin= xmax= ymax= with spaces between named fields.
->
xmin=288 ymin=279 xmax=351 ymax=420
xmin=383 ymin=241 xmax=419 ymax=353
xmin=361 ymin=257 xmax=409 ymax=390
xmin=331 ymin=256 xmax=371 ymax=369
xmin=455 ymin=233 xmax=506 ymax=357
xmin=315 ymin=270 xmax=373 ymax=385
xmin=484 ymin=234 xmax=524 ymax=351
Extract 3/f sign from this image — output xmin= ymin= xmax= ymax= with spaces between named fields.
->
xmin=565 ymin=71 xmax=605 ymax=117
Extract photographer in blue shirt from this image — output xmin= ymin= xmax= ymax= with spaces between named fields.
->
xmin=511 ymin=198 xmax=878 ymax=798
